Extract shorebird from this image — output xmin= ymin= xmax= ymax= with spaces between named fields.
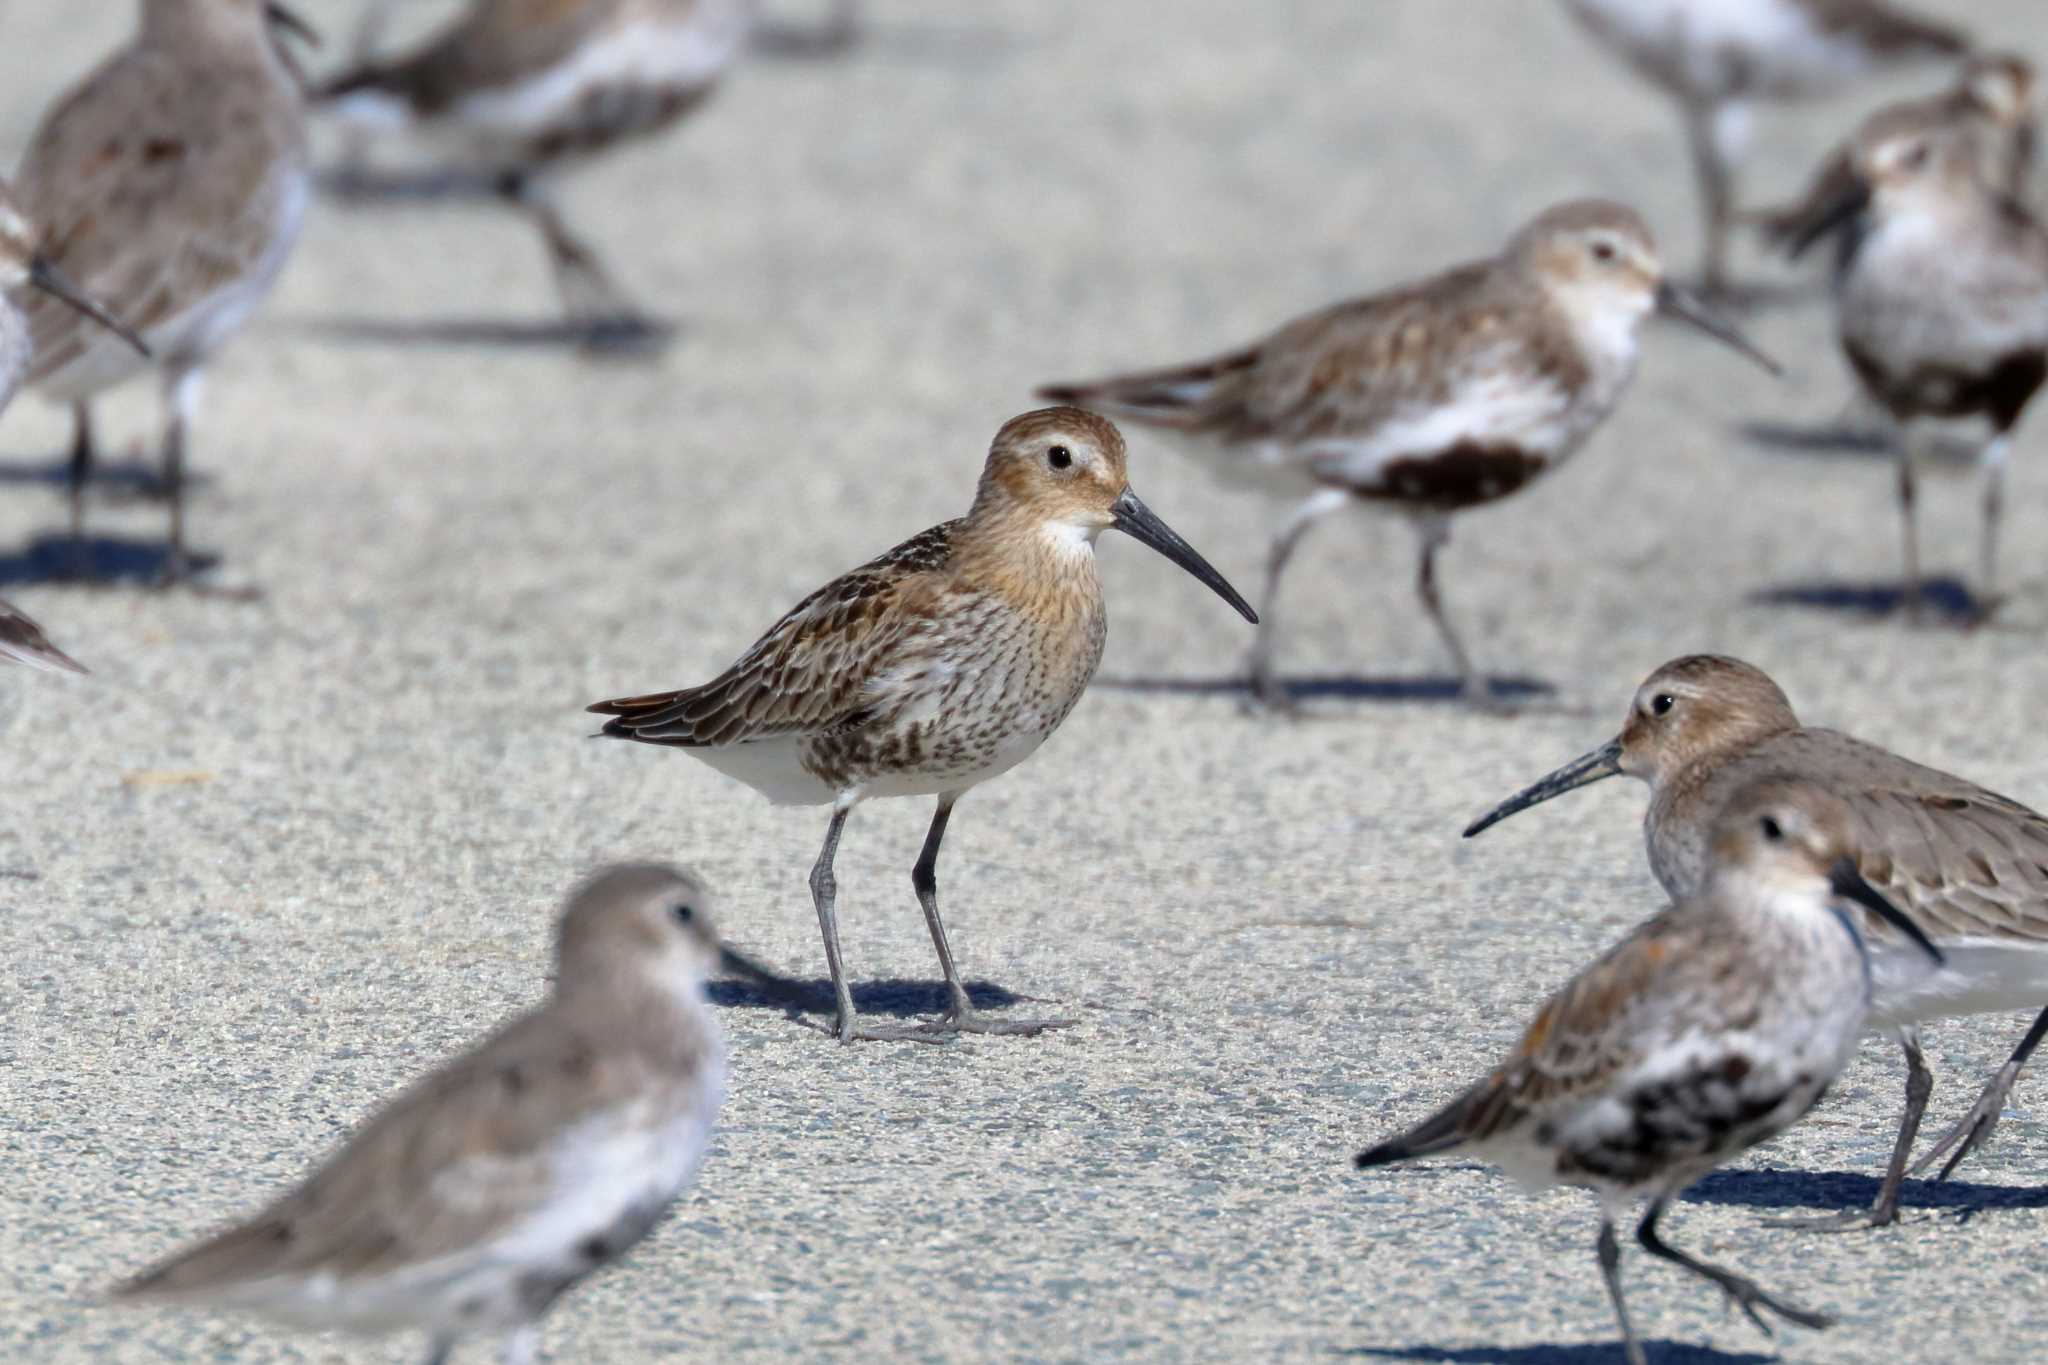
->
xmin=1791 ymin=105 xmax=2048 ymax=619
xmin=1038 ymin=199 xmax=1778 ymax=710
xmin=1556 ymin=0 xmax=1968 ymax=295
xmin=319 ymin=0 xmax=754 ymax=346
xmin=16 ymin=0 xmax=314 ymax=585
xmin=1753 ymin=52 xmax=2038 ymax=266
xmin=589 ymin=407 xmax=1257 ymax=1043
xmin=1464 ymin=654 xmax=2048 ymax=1230
xmin=1359 ymin=777 xmax=1940 ymax=1365
xmin=113 ymin=864 xmax=770 ymax=1365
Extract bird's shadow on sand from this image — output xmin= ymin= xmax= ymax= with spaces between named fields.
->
xmin=0 ymin=454 xmax=209 ymax=497
xmin=1340 ymin=1342 xmax=1774 ymax=1364
xmin=1739 ymin=421 xmax=1979 ymax=467
xmin=1682 ymin=1167 xmax=2048 ymax=1219
xmin=0 ymin=534 xmax=215 ymax=588
xmin=283 ymin=313 xmax=678 ymax=358
xmin=1746 ymin=576 xmax=1985 ymax=622
xmin=708 ymin=974 xmax=1027 ymax=1018
xmin=1095 ymin=673 xmax=1555 ymax=708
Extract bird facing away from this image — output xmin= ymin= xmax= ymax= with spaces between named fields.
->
xmin=589 ymin=408 xmax=1257 ymax=1043
xmin=1753 ymin=52 xmax=2038 ymax=265
xmin=1038 ymin=199 xmax=1778 ymax=710
xmin=1463 ymin=654 xmax=2048 ymax=1230
xmin=16 ymin=0 xmax=313 ymax=585
xmin=320 ymin=0 xmax=754 ymax=347
xmin=1797 ymin=106 xmax=2048 ymax=620
xmin=1556 ymin=0 xmax=1968 ymax=295
xmin=1360 ymin=777 xmax=1940 ymax=1365
xmin=113 ymin=864 xmax=767 ymax=1365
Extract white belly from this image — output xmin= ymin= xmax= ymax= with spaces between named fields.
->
xmin=1866 ymin=938 xmax=2048 ymax=1027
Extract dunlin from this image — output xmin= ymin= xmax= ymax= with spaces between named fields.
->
xmin=589 ymin=407 xmax=1256 ymax=1043
xmin=113 ymin=864 xmax=766 ymax=1364
xmin=1039 ymin=200 xmax=1777 ymax=710
xmin=320 ymin=0 xmax=754 ymax=345
xmin=1361 ymin=777 xmax=1940 ymax=1365
xmin=1557 ymin=0 xmax=1967 ymax=294
xmin=1754 ymin=52 xmax=2038 ymax=266
xmin=1796 ymin=106 xmax=2048 ymax=618
xmin=17 ymin=0 xmax=313 ymax=584
xmin=1465 ymin=654 xmax=2048 ymax=1229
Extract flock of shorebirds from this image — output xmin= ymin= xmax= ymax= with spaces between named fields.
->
xmin=0 ymin=1 xmax=2044 ymax=1363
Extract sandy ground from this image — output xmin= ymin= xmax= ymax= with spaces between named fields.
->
xmin=0 ymin=1 xmax=2044 ymax=1361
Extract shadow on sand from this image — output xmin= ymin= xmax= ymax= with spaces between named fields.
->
xmin=1746 ymin=576 xmax=1985 ymax=622
xmin=0 ymin=534 xmax=215 ymax=588
xmin=1340 ymin=1342 xmax=1775 ymax=1364
xmin=1682 ymin=1166 xmax=2048 ymax=1219
xmin=708 ymin=974 xmax=1029 ymax=1019
xmin=285 ymin=314 xmax=678 ymax=357
xmin=1094 ymin=673 xmax=1554 ymax=707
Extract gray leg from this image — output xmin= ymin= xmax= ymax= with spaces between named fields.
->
xmin=1978 ymin=432 xmax=2011 ymax=612
xmin=498 ymin=174 xmax=657 ymax=346
xmin=1413 ymin=516 xmax=1489 ymax=706
xmin=1773 ymin=1026 xmax=1929 ymax=1231
xmin=1682 ymin=101 xmax=1737 ymax=297
xmin=66 ymin=402 xmax=94 ymax=576
xmin=906 ymin=793 xmax=1073 ymax=1038
xmin=1244 ymin=488 xmax=1347 ymax=712
xmin=1896 ymin=440 xmax=1923 ymax=623
xmin=805 ymin=798 xmax=948 ymax=1046
xmin=1913 ymin=1005 xmax=2048 ymax=1181
xmin=157 ymin=369 xmax=199 ymax=586
xmin=1637 ymin=1197 xmax=1834 ymax=1336
xmin=1597 ymin=1218 xmax=1646 ymax=1365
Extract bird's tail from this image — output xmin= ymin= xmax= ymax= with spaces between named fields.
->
xmin=1036 ymin=347 xmax=1259 ymax=431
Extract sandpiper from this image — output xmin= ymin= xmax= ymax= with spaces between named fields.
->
xmin=1039 ymin=199 xmax=1778 ymax=710
xmin=1794 ymin=106 xmax=2048 ymax=619
xmin=113 ymin=864 xmax=768 ymax=1365
xmin=1557 ymin=0 xmax=1968 ymax=295
xmin=1754 ymin=52 xmax=2038 ymax=266
xmin=589 ymin=407 xmax=1256 ymax=1043
xmin=1465 ymin=654 xmax=2048 ymax=1229
xmin=1360 ymin=777 xmax=1940 ymax=1365
xmin=16 ymin=0 xmax=313 ymax=585
xmin=319 ymin=0 xmax=754 ymax=346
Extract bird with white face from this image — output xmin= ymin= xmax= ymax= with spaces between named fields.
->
xmin=1041 ymin=200 xmax=1777 ymax=710
xmin=590 ymin=408 xmax=1256 ymax=1043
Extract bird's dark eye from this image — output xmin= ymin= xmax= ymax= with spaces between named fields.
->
xmin=1650 ymin=693 xmax=1675 ymax=717
xmin=671 ymin=902 xmax=695 ymax=925
xmin=1047 ymin=445 xmax=1073 ymax=469
xmin=1591 ymin=241 xmax=1618 ymax=263
xmin=1901 ymin=142 xmax=1929 ymax=171
xmin=1759 ymin=816 xmax=1783 ymax=842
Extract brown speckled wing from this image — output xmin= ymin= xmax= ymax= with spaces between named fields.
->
xmin=114 ymin=1007 xmax=697 ymax=1295
xmin=590 ymin=522 xmax=958 ymax=747
xmin=1847 ymin=781 xmax=2048 ymax=945
xmin=18 ymin=45 xmax=303 ymax=381
xmin=0 ymin=598 xmax=84 ymax=675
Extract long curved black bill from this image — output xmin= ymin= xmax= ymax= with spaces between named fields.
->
xmin=1110 ymin=487 xmax=1258 ymax=623
xmin=1463 ymin=737 xmax=1624 ymax=839
xmin=266 ymin=2 xmax=323 ymax=48
xmin=29 ymin=258 xmax=148 ymax=358
xmin=1655 ymin=282 xmax=1782 ymax=377
xmin=1786 ymin=179 xmax=1871 ymax=262
xmin=1830 ymin=857 xmax=1944 ymax=966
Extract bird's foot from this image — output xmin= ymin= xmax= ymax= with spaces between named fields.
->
xmin=1910 ymin=1070 xmax=2019 ymax=1182
xmin=1712 ymin=1272 xmax=1836 ymax=1337
xmin=1764 ymin=1201 xmax=1901 ymax=1234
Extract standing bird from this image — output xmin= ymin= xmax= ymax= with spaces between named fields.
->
xmin=16 ymin=0 xmax=314 ymax=585
xmin=1039 ymin=200 xmax=1778 ymax=710
xmin=113 ymin=864 xmax=771 ymax=1365
xmin=1754 ymin=52 xmax=2038 ymax=264
xmin=1556 ymin=0 xmax=1968 ymax=296
xmin=589 ymin=408 xmax=1257 ymax=1043
xmin=1794 ymin=108 xmax=2048 ymax=620
xmin=1359 ymin=778 xmax=1939 ymax=1365
xmin=319 ymin=0 xmax=755 ymax=347
xmin=1464 ymin=655 xmax=2048 ymax=1229
xmin=0 ymin=181 xmax=150 ymax=673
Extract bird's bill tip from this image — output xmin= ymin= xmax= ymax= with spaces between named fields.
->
xmin=1653 ymin=281 xmax=1783 ymax=378
xmin=28 ymin=257 xmax=149 ymax=358
xmin=265 ymin=2 xmax=323 ymax=48
xmin=1109 ymin=487 xmax=1258 ymax=623
xmin=1462 ymin=738 xmax=1625 ymax=838
xmin=1785 ymin=180 xmax=1872 ymax=262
